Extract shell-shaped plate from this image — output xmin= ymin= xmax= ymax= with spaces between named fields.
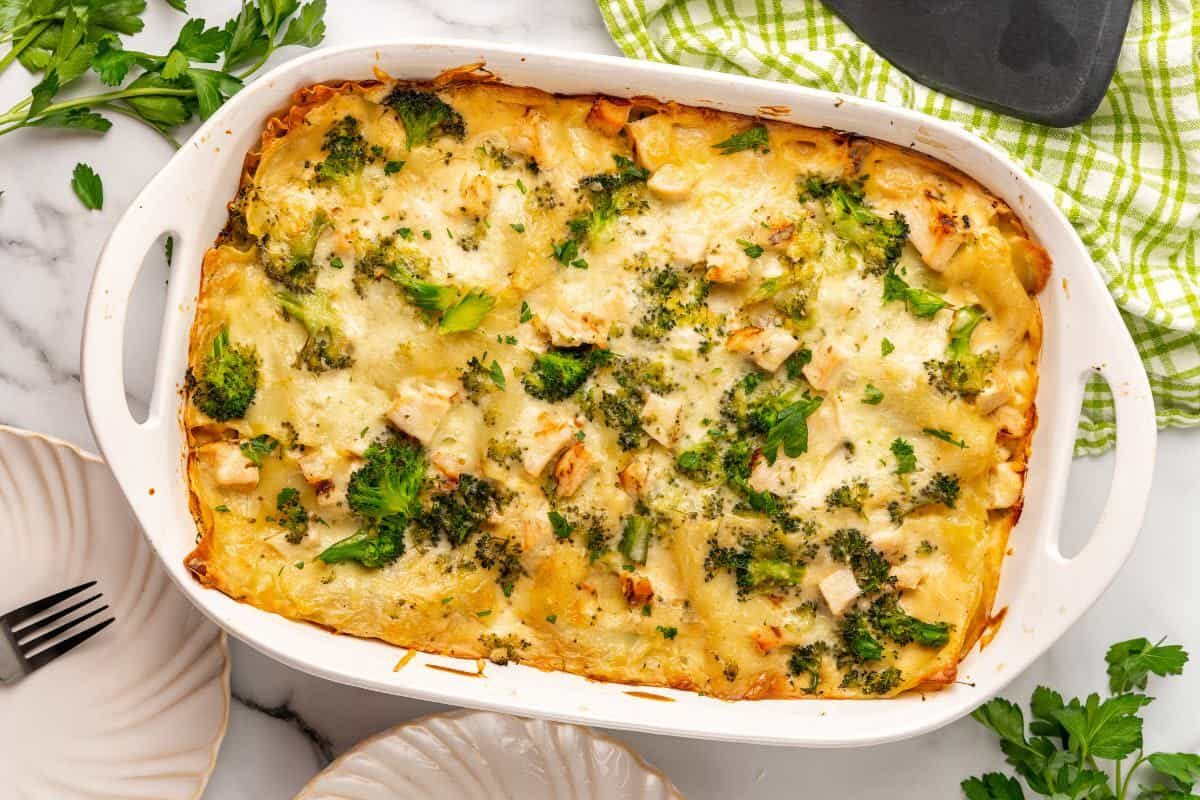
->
xmin=0 ymin=426 xmax=229 ymax=800
xmin=297 ymin=710 xmax=683 ymax=799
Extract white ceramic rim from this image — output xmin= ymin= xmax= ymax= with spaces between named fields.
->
xmin=294 ymin=708 xmax=684 ymax=799
xmin=80 ymin=39 xmax=1156 ymax=748
xmin=0 ymin=424 xmax=231 ymax=799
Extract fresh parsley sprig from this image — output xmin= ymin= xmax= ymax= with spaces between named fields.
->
xmin=963 ymin=637 xmax=1194 ymax=800
xmin=0 ymin=0 xmax=326 ymax=144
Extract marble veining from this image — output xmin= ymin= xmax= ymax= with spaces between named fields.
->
xmin=1 ymin=1 xmax=1197 ymax=798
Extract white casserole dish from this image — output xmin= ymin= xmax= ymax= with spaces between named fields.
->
xmin=81 ymin=40 xmax=1156 ymax=747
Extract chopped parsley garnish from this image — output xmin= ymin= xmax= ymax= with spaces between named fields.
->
xmin=737 ymin=238 xmax=764 ymax=258
xmin=861 ymin=384 xmax=884 ymax=405
xmin=923 ymin=427 xmax=967 ymax=448
xmin=890 ymin=437 xmax=917 ymax=475
xmin=713 ymin=123 xmax=769 ymax=155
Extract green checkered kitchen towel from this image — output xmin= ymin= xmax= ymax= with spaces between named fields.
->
xmin=599 ymin=0 xmax=1200 ymax=455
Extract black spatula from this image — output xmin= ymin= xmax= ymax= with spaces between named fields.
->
xmin=821 ymin=0 xmax=1133 ymax=127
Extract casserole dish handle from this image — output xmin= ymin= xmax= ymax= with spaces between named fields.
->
xmin=81 ymin=170 xmax=188 ymax=467
xmin=1049 ymin=306 xmax=1156 ymax=588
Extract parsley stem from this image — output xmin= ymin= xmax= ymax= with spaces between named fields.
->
xmin=0 ymin=86 xmax=195 ymax=127
xmin=100 ymin=103 xmax=184 ymax=148
xmin=0 ymin=20 xmax=52 ymax=77
xmin=236 ymin=47 xmax=277 ymax=81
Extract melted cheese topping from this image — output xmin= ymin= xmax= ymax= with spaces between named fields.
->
xmin=184 ymin=75 xmax=1049 ymax=699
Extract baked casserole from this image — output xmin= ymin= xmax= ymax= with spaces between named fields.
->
xmin=184 ymin=66 xmax=1049 ymax=699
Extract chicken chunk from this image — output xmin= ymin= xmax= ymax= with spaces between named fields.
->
xmin=705 ymin=248 xmax=752 ymax=284
xmin=819 ymin=568 xmax=861 ymax=616
xmin=385 ymin=378 xmax=460 ymax=445
xmin=428 ymin=404 xmax=484 ymax=484
xmin=553 ymin=441 xmax=594 ymax=498
xmin=988 ymin=461 xmax=1025 ymax=509
xmin=199 ymin=442 xmax=259 ymax=490
xmin=537 ymin=308 xmax=609 ymax=348
xmin=647 ymin=164 xmax=695 ymax=201
xmin=803 ymin=341 xmax=849 ymax=391
xmin=297 ymin=446 xmax=336 ymax=487
xmin=457 ymin=172 xmax=494 ymax=219
xmin=517 ymin=405 xmax=580 ymax=477
xmin=726 ymin=326 xmax=800 ymax=372
xmin=641 ymin=393 xmax=682 ymax=448
xmin=585 ymin=96 xmax=632 ymax=137
xmin=619 ymin=457 xmax=650 ymax=496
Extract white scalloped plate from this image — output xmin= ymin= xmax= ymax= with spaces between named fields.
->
xmin=296 ymin=710 xmax=683 ymax=800
xmin=0 ymin=426 xmax=229 ymax=800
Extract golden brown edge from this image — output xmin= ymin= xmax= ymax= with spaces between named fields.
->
xmin=182 ymin=64 xmax=1049 ymax=699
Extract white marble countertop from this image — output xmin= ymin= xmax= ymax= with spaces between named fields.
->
xmin=1 ymin=2 xmax=1196 ymax=798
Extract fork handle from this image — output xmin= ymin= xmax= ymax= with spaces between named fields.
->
xmin=0 ymin=626 xmax=27 ymax=685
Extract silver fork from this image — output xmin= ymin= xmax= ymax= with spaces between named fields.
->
xmin=0 ymin=581 xmax=115 ymax=686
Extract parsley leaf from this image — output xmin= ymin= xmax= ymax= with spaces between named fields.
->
xmin=762 ymin=395 xmax=823 ymax=465
xmin=548 ymin=510 xmax=574 ymax=540
xmin=961 ymin=773 xmax=1026 ymax=800
xmin=713 ymin=123 xmax=769 ymax=154
xmin=239 ymin=433 xmax=278 ymax=466
xmin=1106 ymin=638 xmax=1189 ymax=693
xmin=890 ymin=437 xmax=916 ymax=474
xmin=881 ymin=337 xmax=895 ymax=356
xmin=737 ymin=237 xmax=764 ymax=258
xmin=488 ymin=359 xmax=506 ymax=390
xmin=964 ymin=638 xmax=1193 ymax=800
xmin=861 ymin=383 xmax=884 ymax=404
xmin=519 ymin=301 xmax=533 ymax=323
xmin=70 ymin=162 xmax=103 ymax=210
xmin=923 ymin=427 xmax=967 ymax=448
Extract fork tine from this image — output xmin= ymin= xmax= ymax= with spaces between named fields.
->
xmin=25 ymin=616 xmax=115 ymax=672
xmin=2 ymin=581 xmax=97 ymax=627
xmin=12 ymin=594 xmax=102 ymax=637
xmin=19 ymin=605 xmax=108 ymax=654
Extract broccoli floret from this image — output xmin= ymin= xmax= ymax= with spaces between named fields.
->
xmin=867 ymin=594 xmax=951 ymax=648
xmin=313 ymin=116 xmax=377 ymax=187
xmin=317 ymin=518 xmax=407 ymax=569
xmin=475 ymin=532 xmax=525 ymax=596
xmin=382 ymin=88 xmax=465 ymax=150
xmin=277 ymin=289 xmax=355 ymax=372
xmin=787 ymin=642 xmax=828 ymax=693
xmin=459 ymin=354 xmax=505 ymax=401
xmin=552 ymin=154 xmax=648 ymax=263
xmin=840 ymin=666 xmax=902 ymax=695
xmin=354 ymin=236 xmax=432 ymax=292
xmin=273 ymin=487 xmax=309 ymax=544
xmin=720 ymin=438 xmax=783 ymax=515
xmin=704 ymin=534 xmax=807 ymax=599
xmin=826 ymin=528 xmax=893 ymax=595
xmin=577 ymin=357 xmax=672 ymax=451
xmin=749 ymin=259 xmax=821 ymax=326
xmin=618 ymin=514 xmax=652 ymax=564
xmin=801 ymin=177 xmax=908 ymax=275
xmin=411 ymin=474 xmax=502 ymax=547
xmin=191 ymin=326 xmax=259 ymax=420
xmin=345 ymin=434 xmax=425 ymax=521
xmin=675 ymin=436 xmax=722 ymax=482
xmin=522 ymin=347 xmax=611 ymax=402
xmin=263 ymin=211 xmax=331 ymax=292
xmin=439 ymin=290 xmax=496 ymax=334
xmin=319 ymin=435 xmax=425 ymax=568
xmin=838 ymin=610 xmax=884 ymax=663
xmin=825 ymin=479 xmax=870 ymax=515
xmin=631 ymin=266 xmax=713 ymax=341
xmin=355 ymin=237 xmax=493 ymax=333
xmin=925 ymin=304 xmax=998 ymax=398
xmin=887 ymin=472 xmax=961 ymax=523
